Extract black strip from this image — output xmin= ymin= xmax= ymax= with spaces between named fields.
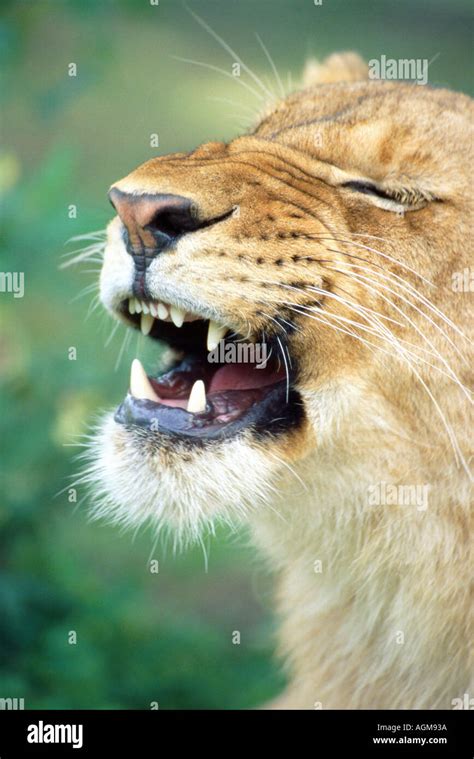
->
xmin=0 ymin=709 xmax=470 ymax=755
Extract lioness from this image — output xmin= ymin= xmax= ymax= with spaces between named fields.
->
xmin=86 ymin=53 xmax=473 ymax=709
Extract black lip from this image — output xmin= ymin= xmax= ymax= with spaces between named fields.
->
xmin=114 ymin=382 xmax=304 ymax=443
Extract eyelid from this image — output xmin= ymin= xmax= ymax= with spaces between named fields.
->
xmin=341 ymin=180 xmax=394 ymax=201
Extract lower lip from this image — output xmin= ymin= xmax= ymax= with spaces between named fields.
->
xmin=114 ymin=382 xmax=302 ymax=442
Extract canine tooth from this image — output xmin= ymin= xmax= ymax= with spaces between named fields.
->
xmin=170 ymin=305 xmax=185 ymax=327
xmin=135 ymin=300 xmax=142 ymax=314
xmin=130 ymin=358 xmax=159 ymax=402
xmin=186 ymin=379 xmax=206 ymax=413
xmin=129 ymin=298 xmax=136 ymax=314
xmin=141 ymin=313 xmax=154 ymax=336
xmin=207 ymin=320 xmax=227 ymax=351
xmin=157 ymin=303 xmax=169 ymax=320
xmin=149 ymin=302 xmax=158 ymax=317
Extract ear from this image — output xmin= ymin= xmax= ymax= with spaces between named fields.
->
xmin=302 ymin=52 xmax=368 ymax=87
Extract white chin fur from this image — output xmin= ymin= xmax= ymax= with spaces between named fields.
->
xmin=83 ymin=413 xmax=280 ymax=547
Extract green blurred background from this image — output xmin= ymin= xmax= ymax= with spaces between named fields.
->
xmin=0 ymin=0 xmax=472 ymax=709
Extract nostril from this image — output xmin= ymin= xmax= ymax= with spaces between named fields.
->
xmin=108 ymin=188 xmax=197 ymax=240
xmin=146 ymin=205 xmax=197 ymax=239
xmin=108 ymin=187 xmax=234 ymax=264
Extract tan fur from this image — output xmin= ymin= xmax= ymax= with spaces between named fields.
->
xmin=92 ymin=53 xmax=473 ymax=709
xmin=302 ymin=52 xmax=368 ymax=86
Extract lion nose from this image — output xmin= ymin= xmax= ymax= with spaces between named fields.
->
xmin=108 ymin=187 xmax=196 ymax=268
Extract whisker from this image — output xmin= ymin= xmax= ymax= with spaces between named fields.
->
xmin=266 ymin=450 xmax=308 ymax=495
xmin=69 ymin=282 xmax=99 ymax=304
xmin=320 ymin=252 xmax=468 ymax=361
xmin=105 ymin=320 xmax=120 ymax=348
xmin=172 ymin=56 xmax=267 ymax=103
xmin=254 ymin=32 xmax=286 ymax=98
xmin=65 ymin=229 xmax=107 ymax=245
xmin=284 ymin=297 xmax=466 ymax=385
xmin=85 ymin=294 xmax=102 ymax=322
xmin=328 ymin=264 xmax=471 ymax=400
xmin=60 ymin=243 xmax=106 ymax=269
xmin=307 ymin=233 xmax=435 ymax=288
xmin=283 ymin=300 xmax=470 ymax=472
xmin=284 ymin=302 xmax=392 ymax=362
xmin=256 ymin=276 xmax=471 ymax=390
xmin=115 ymin=328 xmax=132 ymax=372
xmin=186 ymin=7 xmax=276 ymax=101
xmin=276 ymin=336 xmax=291 ymax=403
xmin=260 ymin=310 xmax=292 ymax=400
xmin=321 ymin=239 xmax=469 ymax=345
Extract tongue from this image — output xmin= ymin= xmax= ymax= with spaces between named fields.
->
xmin=209 ymin=362 xmax=285 ymax=392
xmin=150 ymin=359 xmax=286 ymax=410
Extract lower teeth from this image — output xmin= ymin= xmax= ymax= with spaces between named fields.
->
xmin=186 ymin=379 xmax=206 ymax=413
xmin=129 ymin=358 xmax=207 ymax=414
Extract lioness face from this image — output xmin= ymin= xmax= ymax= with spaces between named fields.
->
xmin=92 ymin=68 xmax=472 ymax=541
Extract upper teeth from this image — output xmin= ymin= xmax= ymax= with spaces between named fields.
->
xmin=207 ymin=320 xmax=228 ymax=351
xmin=130 ymin=298 xmax=228 ymax=348
xmin=157 ymin=303 xmax=169 ymax=320
xmin=169 ymin=305 xmax=185 ymax=328
xmin=140 ymin=313 xmax=154 ymax=336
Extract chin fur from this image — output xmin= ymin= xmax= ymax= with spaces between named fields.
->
xmin=81 ymin=413 xmax=284 ymax=548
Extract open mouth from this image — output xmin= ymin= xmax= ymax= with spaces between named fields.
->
xmin=114 ymin=298 xmax=303 ymax=442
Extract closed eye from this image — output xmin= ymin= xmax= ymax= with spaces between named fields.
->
xmin=341 ymin=180 xmax=397 ymax=202
xmin=341 ymin=179 xmax=437 ymax=212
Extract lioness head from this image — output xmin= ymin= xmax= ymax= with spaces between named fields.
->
xmin=89 ymin=53 xmax=472 ymax=546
